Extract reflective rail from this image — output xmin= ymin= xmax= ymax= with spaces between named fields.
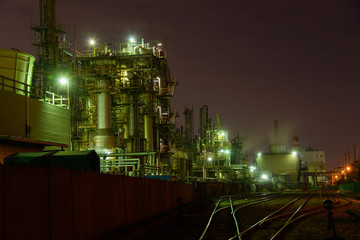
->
xmin=0 ymin=75 xmax=69 ymax=108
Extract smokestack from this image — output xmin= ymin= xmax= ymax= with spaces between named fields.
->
xmin=274 ymin=120 xmax=278 ymax=144
xmin=184 ymin=107 xmax=194 ymax=145
xmin=292 ymin=137 xmax=300 ymax=148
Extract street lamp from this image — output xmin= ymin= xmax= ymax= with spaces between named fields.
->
xmin=129 ymin=37 xmax=135 ymax=43
xmin=58 ymin=77 xmax=69 ymax=105
xmin=261 ymin=174 xmax=269 ymax=180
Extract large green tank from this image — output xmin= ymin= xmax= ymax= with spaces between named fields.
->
xmin=0 ymin=49 xmax=35 ymax=95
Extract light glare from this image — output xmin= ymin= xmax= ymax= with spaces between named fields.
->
xmin=58 ymin=77 xmax=67 ymax=85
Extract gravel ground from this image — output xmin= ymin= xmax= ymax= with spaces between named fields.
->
xmin=288 ymin=195 xmax=360 ymax=240
xmin=126 ymin=192 xmax=360 ymax=240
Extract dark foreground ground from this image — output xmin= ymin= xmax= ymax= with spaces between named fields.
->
xmin=117 ymin=192 xmax=360 ymax=240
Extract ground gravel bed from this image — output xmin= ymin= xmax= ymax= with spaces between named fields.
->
xmin=130 ymin=192 xmax=360 ymax=240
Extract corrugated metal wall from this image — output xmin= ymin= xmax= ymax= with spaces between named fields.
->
xmin=0 ymin=90 xmax=26 ymax=137
xmin=0 ymin=165 xmax=241 ymax=240
xmin=0 ymin=90 xmax=70 ymax=145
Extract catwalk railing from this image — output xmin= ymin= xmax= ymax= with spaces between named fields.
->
xmin=0 ymin=75 xmax=69 ymax=108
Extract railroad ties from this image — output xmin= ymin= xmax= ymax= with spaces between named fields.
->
xmin=198 ymin=192 xmax=351 ymax=240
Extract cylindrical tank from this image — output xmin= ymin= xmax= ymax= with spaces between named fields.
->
xmin=93 ymin=80 xmax=115 ymax=152
xmin=0 ymin=49 xmax=35 ymax=95
xmin=269 ymin=144 xmax=288 ymax=154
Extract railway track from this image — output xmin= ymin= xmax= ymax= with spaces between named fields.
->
xmin=199 ymin=193 xmax=281 ymax=240
xmin=199 ymin=192 xmax=351 ymax=240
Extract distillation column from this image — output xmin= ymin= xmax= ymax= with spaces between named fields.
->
xmin=93 ymin=79 xmax=115 ymax=152
xmin=199 ymin=105 xmax=208 ymax=139
xmin=126 ymin=94 xmax=140 ymax=153
xmin=184 ymin=107 xmax=194 ymax=145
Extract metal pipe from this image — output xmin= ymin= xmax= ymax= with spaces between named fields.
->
xmin=98 ymin=152 xmax=156 ymax=157
xmin=144 ymin=115 xmax=153 ymax=151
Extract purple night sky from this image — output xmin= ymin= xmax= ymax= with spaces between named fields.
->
xmin=1 ymin=0 xmax=360 ymax=169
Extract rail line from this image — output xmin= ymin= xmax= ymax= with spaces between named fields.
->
xmin=199 ymin=192 xmax=354 ymax=240
xmin=199 ymin=193 xmax=280 ymax=240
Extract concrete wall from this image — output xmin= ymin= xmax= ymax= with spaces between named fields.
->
xmin=0 ymin=165 xmax=241 ymax=240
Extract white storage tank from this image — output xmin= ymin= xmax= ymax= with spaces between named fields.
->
xmin=0 ymin=49 xmax=35 ymax=95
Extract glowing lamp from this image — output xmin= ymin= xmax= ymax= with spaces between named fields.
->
xmin=58 ymin=77 xmax=68 ymax=85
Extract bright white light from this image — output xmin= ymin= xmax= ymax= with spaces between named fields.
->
xmin=208 ymin=157 xmax=212 ymax=161
xmin=129 ymin=37 xmax=135 ymax=43
xmin=257 ymin=152 xmax=262 ymax=157
xmin=261 ymin=174 xmax=269 ymax=180
xmin=220 ymin=149 xmax=224 ymax=153
xmin=157 ymin=43 xmax=162 ymax=46
xmin=58 ymin=77 xmax=68 ymax=85
xmin=89 ymin=39 xmax=95 ymax=45
xmin=220 ymin=132 xmax=225 ymax=137
xmin=225 ymin=150 xmax=230 ymax=154
xmin=292 ymin=152 xmax=297 ymax=156
xmin=104 ymin=150 xmax=111 ymax=154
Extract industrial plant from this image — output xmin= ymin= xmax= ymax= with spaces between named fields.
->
xmin=0 ymin=0 xmax=332 ymax=187
xmin=0 ymin=0 xmax=251 ymax=182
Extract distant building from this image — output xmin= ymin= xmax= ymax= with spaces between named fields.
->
xmin=256 ymin=144 xmax=300 ymax=184
xmin=255 ymin=134 xmax=327 ymax=186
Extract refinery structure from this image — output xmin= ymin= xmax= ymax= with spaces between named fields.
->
xmin=0 ymin=0 xmax=334 ymax=187
xmin=0 ymin=0 xmax=248 ymax=181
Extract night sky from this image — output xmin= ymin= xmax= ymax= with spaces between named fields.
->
xmin=1 ymin=0 xmax=360 ymax=170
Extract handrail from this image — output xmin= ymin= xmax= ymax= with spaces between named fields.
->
xmin=0 ymin=75 xmax=69 ymax=108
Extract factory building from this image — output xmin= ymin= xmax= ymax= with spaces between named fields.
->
xmin=255 ymin=145 xmax=301 ymax=184
xmin=292 ymin=137 xmax=327 ymax=186
xmin=255 ymin=122 xmax=327 ymax=187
